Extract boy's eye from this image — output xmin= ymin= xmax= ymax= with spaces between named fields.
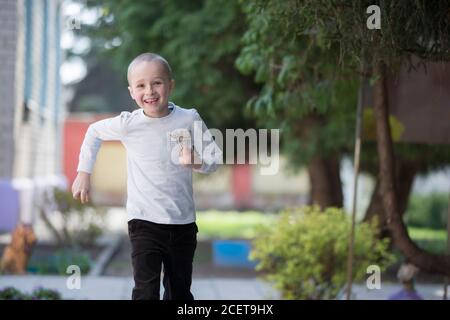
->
xmin=153 ymin=82 xmax=162 ymax=85
xmin=137 ymin=84 xmax=144 ymax=88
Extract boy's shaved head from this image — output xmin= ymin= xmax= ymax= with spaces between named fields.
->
xmin=127 ymin=53 xmax=173 ymax=83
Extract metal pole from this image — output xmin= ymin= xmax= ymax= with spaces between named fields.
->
xmin=443 ymin=179 xmax=450 ymax=300
xmin=346 ymin=59 xmax=367 ymax=300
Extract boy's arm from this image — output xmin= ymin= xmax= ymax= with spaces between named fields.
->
xmin=73 ymin=113 xmax=127 ymax=202
xmin=72 ymin=171 xmax=91 ymax=204
xmin=189 ymin=109 xmax=222 ymax=174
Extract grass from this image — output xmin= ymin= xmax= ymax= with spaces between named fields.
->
xmin=196 ymin=210 xmax=449 ymax=255
xmin=196 ymin=210 xmax=276 ymax=239
xmin=408 ymin=227 xmax=449 ymax=254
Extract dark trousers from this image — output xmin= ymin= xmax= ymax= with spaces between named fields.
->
xmin=128 ymin=219 xmax=198 ymax=300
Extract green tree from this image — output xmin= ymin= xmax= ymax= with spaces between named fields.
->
xmin=80 ymin=0 xmax=260 ymax=133
xmin=236 ymin=0 xmax=359 ymax=208
xmin=236 ymin=1 xmax=450 ymax=237
xmin=261 ymin=0 xmax=450 ymax=276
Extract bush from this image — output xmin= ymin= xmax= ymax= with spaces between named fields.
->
xmin=40 ymin=188 xmax=106 ymax=249
xmin=53 ymin=250 xmax=91 ymax=275
xmin=0 ymin=287 xmax=61 ymax=300
xmin=405 ymin=193 xmax=449 ymax=230
xmin=0 ymin=287 xmax=27 ymax=300
xmin=30 ymin=287 xmax=61 ymax=300
xmin=27 ymin=249 xmax=92 ymax=275
xmin=250 ymin=206 xmax=395 ymax=300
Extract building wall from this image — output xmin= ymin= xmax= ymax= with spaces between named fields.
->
xmin=14 ymin=0 xmax=63 ymax=179
xmin=0 ymin=0 xmax=65 ymax=232
xmin=0 ymin=0 xmax=19 ymax=178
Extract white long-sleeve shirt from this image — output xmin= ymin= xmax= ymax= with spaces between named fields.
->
xmin=77 ymin=102 xmax=221 ymax=224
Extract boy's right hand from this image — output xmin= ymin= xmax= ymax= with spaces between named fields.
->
xmin=72 ymin=171 xmax=91 ymax=204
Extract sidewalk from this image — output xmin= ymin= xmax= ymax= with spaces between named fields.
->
xmin=1 ymin=207 xmax=448 ymax=300
xmin=0 ymin=275 xmax=280 ymax=300
xmin=0 ymin=275 xmax=447 ymax=300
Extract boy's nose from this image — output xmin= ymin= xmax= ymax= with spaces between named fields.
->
xmin=146 ymin=85 xmax=155 ymax=95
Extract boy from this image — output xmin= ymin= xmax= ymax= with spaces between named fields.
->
xmin=72 ymin=53 xmax=221 ymax=300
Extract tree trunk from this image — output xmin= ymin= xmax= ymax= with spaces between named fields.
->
xmin=308 ymin=155 xmax=343 ymax=209
xmin=373 ymin=62 xmax=450 ymax=276
xmin=364 ymin=158 xmax=419 ymax=238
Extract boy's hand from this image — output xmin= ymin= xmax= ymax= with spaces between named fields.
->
xmin=179 ymin=146 xmax=202 ymax=170
xmin=72 ymin=171 xmax=91 ymax=204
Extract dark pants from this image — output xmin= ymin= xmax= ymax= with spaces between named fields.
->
xmin=128 ymin=219 xmax=198 ymax=300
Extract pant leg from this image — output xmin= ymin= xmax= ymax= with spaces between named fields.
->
xmin=162 ymin=222 xmax=198 ymax=300
xmin=128 ymin=219 xmax=167 ymax=300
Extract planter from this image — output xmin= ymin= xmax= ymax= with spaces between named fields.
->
xmin=212 ymin=239 xmax=257 ymax=269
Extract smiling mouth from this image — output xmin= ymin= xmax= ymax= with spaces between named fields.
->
xmin=144 ymin=98 xmax=159 ymax=104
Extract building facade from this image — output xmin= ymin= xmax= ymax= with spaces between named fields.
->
xmin=0 ymin=0 xmax=66 ymax=232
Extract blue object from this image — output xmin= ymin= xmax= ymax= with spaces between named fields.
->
xmin=388 ymin=289 xmax=424 ymax=300
xmin=0 ymin=180 xmax=20 ymax=233
xmin=212 ymin=240 xmax=257 ymax=269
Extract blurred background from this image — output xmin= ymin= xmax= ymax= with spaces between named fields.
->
xmin=0 ymin=0 xmax=450 ymax=300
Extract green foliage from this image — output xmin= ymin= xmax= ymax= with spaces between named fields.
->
xmin=405 ymin=193 xmax=449 ymax=230
xmin=76 ymin=95 xmax=109 ymax=113
xmin=82 ymin=0 xmax=259 ymax=132
xmin=53 ymin=250 xmax=91 ymax=275
xmin=27 ymin=249 xmax=93 ymax=275
xmin=259 ymin=0 xmax=450 ymax=67
xmin=250 ymin=206 xmax=395 ymax=299
xmin=49 ymin=189 xmax=105 ymax=248
xmin=408 ymin=227 xmax=448 ymax=255
xmin=77 ymin=0 xmax=450 ymax=175
xmin=362 ymin=108 xmax=405 ymax=142
xmin=29 ymin=287 xmax=62 ymax=300
xmin=235 ymin=0 xmax=450 ymax=172
xmin=0 ymin=287 xmax=26 ymax=300
xmin=235 ymin=0 xmax=359 ymax=167
xmin=196 ymin=210 xmax=277 ymax=239
xmin=0 ymin=287 xmax=61 ymax=300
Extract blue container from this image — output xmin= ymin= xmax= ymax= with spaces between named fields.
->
xmin=0 ymin=180 xmax=19 ymax=232
xmin=212 ymin=240 xmax=257 ymax=269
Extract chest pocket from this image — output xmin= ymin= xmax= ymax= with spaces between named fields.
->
xmin=163 ymin=130 xmax=192 ymax=174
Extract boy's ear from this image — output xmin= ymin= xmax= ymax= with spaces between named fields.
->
xmin=170 ymin=79 xmax=175 ymax=93
xmin=128 ymin=86 xmax=135 ymax=100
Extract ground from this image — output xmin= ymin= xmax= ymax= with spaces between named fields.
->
xmin=103 ymin=235 xmax=262 ymax=278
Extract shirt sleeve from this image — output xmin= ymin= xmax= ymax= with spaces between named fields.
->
xmin=190 ymin=109 xmax=222 ymax=174
xmin=77 ymin=112 xmax=129 ymax=174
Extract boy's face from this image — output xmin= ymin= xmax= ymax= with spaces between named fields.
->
xmin=128 ymin=60 xmax=175 ymax=117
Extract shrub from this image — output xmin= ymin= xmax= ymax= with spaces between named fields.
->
xmin=27 ymin=249 xmax=92 ymax=275
xmin=0 ymin=287 xmax=61 ymax=300
xmin=405 ymin=193 xmax=449 ymax=230
xmin=40 ymin=188 xmax=106 ymax=248
xmin=53 ymin=250 xmax=91 ymax=275
xmin=0 ymin=287 xmax=28 ymax=300
xmin=30 ymin=287 xmax=61 ymax=300
xmin=250 ymin=206 xmax=395 ymax=300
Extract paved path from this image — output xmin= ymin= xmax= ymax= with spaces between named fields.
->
xmin=0 ymin=276 xmax=279 ymax=300
xmin=1 ymin=275 xmax=447 ymax=300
